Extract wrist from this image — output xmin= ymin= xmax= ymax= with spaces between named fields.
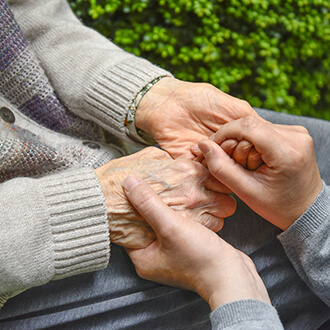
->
xmin=95 ymin=165 xmax=135 ymax=229
xmin=135 ymin=77 xmax=176 ymax=135
xmin=195 ymin=253 xmax=271 ymax=311
xmin=126 ymin=76 xmax=167 ymax=143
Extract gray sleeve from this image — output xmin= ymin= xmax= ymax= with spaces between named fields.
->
xmin=278 ymin=182 xmax=330 ymax=307
xmin=0 ymin=168 xmax=110 ymax=308
xmin=210 ymin=300 xmax=284 ymax=330
xmin=8 ymin=0 xmax=172 ymax=142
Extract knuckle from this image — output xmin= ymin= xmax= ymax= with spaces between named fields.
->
xmin=288 ymin=134 xmax=314 ymax=167
xmin=304 ymin=133 xmax=314 ymax=149
xmin=200 ymin=82 xmax=214 ymax=90
xmin=288 ymin=148 xmax=306 ymax=166
xmin=295 ymin=125 xmax=309 ymax=134
xmin=188 ymin=189 xmax=204 ymax=207
xmin=241 ymin=115 xmax=260 ymax=131
xmin=240 ymin=99 xmax=253 ymax=112
xmin=176 ymin=159 xmax=205 ymax=177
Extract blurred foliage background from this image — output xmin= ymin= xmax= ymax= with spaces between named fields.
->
xmin=69 ymin=0 xmax=330 ymax=120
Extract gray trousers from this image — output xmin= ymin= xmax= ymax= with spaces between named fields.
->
xmin=0 ymin=109 xmax=329 ymax=329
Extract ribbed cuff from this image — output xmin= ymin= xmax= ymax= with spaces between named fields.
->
xmin=84 ymin=56 xmax=172 ymax=144
xmin=0 ymin=293 xmax=10 ymax=310
xmin=278 ymin=182 xmax=330 ymax=243
xmin=40 ymin=167 xmax=110 ymax=280
xmin=210 ymin=300 xmax=283 ymax=329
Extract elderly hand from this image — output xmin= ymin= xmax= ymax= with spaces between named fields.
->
xmin=135 ymin=77 xmax=259 ymax=159
xmin=95 ymin=147 xmax=236 ymax=249
xmin=198 ymin=116 xmax=323 ymax=230
xmin=125 ymin=176 xmax=271 ymax=311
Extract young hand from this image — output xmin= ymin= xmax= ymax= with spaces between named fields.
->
xmin=124 ymin=176 xmax=271 ymax=311
xmin=198 ymin=116 xmax=323 ymax=230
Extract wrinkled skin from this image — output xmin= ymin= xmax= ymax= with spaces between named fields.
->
xmin=136 ymin=77 xmax=259 ymax=159
xmin=125 ymin=176 xmax=271 ymax=312
xmin=95 ymin=147 xmax=236 ymax=248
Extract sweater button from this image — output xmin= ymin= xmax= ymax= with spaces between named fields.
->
xmin=83 ymin=141 xmax=101 ymax=149
xmin=0 ymin=107 xmax=15 ymax=123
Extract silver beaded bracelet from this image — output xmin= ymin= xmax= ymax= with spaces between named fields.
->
xmin=125 ymin=76 xmax=165 ymax=144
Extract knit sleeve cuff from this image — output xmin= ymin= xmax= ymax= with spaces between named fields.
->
xmin=278 ymin=182 xmax=330 ymax=244
xmin=40 ymin=167 xmax=110 ymax=280
xmin=0 ymin=293 xmax=10 ymax=310
xmin=84 ymin=56 xmax=173 ymax=144
xmin=210 ymin=300 xmax=283 ymax=330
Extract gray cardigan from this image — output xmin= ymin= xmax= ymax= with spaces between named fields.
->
xmin=1 ymin=1 xmax=329 ymax=329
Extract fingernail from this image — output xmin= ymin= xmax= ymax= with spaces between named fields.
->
xmin=199 ymin=142 xmax=212 ymax=155
xmin=124 ymin=176 xmax=142 ymax=192
xmin=210 ymin=134 xmax=216 ymax=141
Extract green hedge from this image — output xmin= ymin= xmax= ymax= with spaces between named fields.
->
xmin=69 ymin=0 xmax=330 ymax=120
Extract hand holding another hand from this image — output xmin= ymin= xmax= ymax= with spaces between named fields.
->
xmin=198 ymin=116 xmax=323 ymax=230
xmin=135 ymin=77 xmax=259 ymax=159
xmin=95 ymin=147 xmax=236 ymax=249
xmin=125 ymin=176 xmax=270 ymax=311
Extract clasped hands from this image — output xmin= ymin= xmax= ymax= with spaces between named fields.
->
xmin=95 ymin=77 xmax=259 ymax=249
xmin=96 ymin=77 xmax=322 ymax=311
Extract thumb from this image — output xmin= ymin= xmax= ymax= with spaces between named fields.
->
xmin=198 ymin=140 xmax=258 ymax=197
xmin=124 ymin=176 xmax=177 ymax=236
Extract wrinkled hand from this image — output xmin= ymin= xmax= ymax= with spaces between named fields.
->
xmin=198 ymin=116 xmax=323 ymax=230
xmin=95 ymin=147 xmax=236 ymax=249
xmin=125 ymin=176 xmax=270 ymax=311
xmin=135 ymin=77 xmax=259 ymax=159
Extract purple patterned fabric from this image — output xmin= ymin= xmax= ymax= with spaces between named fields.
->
xmin=0 ymin=0 xmax=28 ymax=71
xmin=0 ymin=0 xmax=104 ymax=141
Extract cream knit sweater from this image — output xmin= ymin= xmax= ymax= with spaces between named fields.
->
xmin=0 ymin=0 xmax=171 ymax=308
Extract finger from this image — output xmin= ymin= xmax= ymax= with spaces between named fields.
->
xmin=247 ymin=147 xmax=264 ymax=171
xmin=219 ymin=139 xmax=238 ymax=156
xmin=206 ymin=193 xmax=237 ymax=219
xmin=193 ymin=154 xmax=205 ymax=164
xmin=231 ymin=140 xmax=253 ymax=168
xmin=124 ymin=176 xmax=178 ymax=236
xmin=110 ymin=221 xmax=156 ymax=249
xmin=191 ymin=144 xmax=203 ymax=158
xmin=198 ymin=140 xmax=259 ymax=198
xmin=204 ymin=175 xmax=232 ymax=194
xmin=201 ymin=158 xmax=208 ymax=168
xmin=198 ymin=213 xmax=224 ymax=232
xmin=193 ymin=139 xmax=238 ymax=165
xmin=211 ymin=116 xmax=284 ymax=165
